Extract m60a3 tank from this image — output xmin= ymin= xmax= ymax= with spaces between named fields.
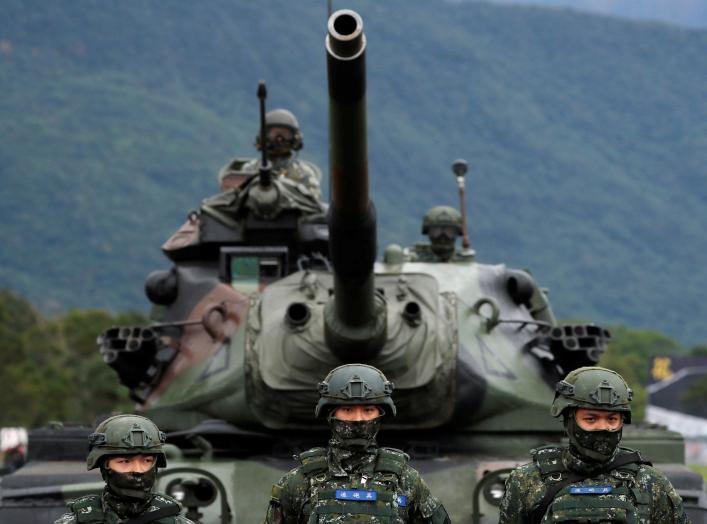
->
xmin=1 ymin=8 xmax=705 ymax=524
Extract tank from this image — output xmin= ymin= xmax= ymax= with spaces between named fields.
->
xmin=1 ymin=9 xmax=705 ymax=524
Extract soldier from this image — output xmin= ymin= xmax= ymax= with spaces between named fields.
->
xmin=53 ymin=414 xmax=192 ymax=524
xmin=499 ymin=366 xmax=690 ymax=523
xmin=264 ymin=364 xmax=451 ymax=523
xmin=228 ymin=108 xmax=322 ymax=198
xmin=409 ymin=206 xmax=464 ymax=262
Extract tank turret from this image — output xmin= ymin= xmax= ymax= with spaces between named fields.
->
xmin=94 ymin=10 xmax=610 ymax=432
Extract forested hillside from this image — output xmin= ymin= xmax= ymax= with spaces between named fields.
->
xmin=1 ymin=1 xmax=706 ymax=343
xmin=0 ymin=291 xmax=139 ymax=426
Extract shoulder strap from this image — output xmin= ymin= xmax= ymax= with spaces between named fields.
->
xmin=528 ymin=450 xmax=648 ymax=524
xmin=528 ymin=470 xmax=587 ymax=524
xmin=68 ymin=495 xmax=104 ymax=524
xmin=374 ymin=447 xmax=409 ymax=476
xmin=122 ymin=505 xmax=181 ymax=524
xmin=298 ymin=447 xmax=329 ymax=476
xmin=613 ymin=449 xmax=651 ymax=469
xmin=531 ymin=446 xmax=565 ymax=476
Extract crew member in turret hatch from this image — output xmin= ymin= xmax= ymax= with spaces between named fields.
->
xmin=408 ymin=205 xmax=472 ymax=263
xmin=218 ymin=108 xmax=322 ymax=198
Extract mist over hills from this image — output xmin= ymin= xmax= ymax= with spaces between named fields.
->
xmin=1 ymin=0 xmax=706 ymax=344
xmin=477 ymin=0 xmax=707 ymax=28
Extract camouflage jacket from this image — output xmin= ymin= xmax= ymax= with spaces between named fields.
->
xmin=499 ymin=445 xmax=690 ymax=524
xmin=406 ymin=244 xmax=473 ymax=263
xmin=53 ymin=491 xmax=193 ymax=524
xmin=242 ymin=155 xmax=322 ymax=199
xmin=264 ymin=445 xmax=450 ymax=523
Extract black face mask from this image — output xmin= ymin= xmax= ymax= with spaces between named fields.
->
xmin=565 ymin=415 xmax=622 ymax=463
xmin=328 ymin=415 xmax=382 ymax=451
xmin=429 ymin=232 xmax=456 ymax=261
xmin=101 ymin=465 xmax=157 ymax=501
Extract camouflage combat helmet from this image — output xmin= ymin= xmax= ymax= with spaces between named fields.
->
xmin=86 ymin=414 xmax=167 ymax=470
xmin=551 ymin=366 xmax=633 ymax=423
xmin=315 ymin=364 xmax=396 ymax=417
xmin=421 ymin=205 xmax=463 ymax=235
xmin=255 ymin=108 xmax=303 ymax=152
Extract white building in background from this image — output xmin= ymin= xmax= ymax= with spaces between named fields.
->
xmin=646 ymin=356 xmax=707 ymax=464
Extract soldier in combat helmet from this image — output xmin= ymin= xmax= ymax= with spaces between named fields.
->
xmin=499 ymin=366 xmax=690 ymax=523
xmin=53 ymin=414 xmax=193 ymax=524
xmin=409 ymin=205 xmax=467 ymax=263
xmin=219 ymin=108 xmax=322 ymax=198
xmin=264 ymin=364 xmax=451 ymax=523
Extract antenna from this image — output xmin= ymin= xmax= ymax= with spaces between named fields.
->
xmin=257 ymin=81 xmax=272 ymax=186
xmin=452 ymin=159 xmax=471 ymax=251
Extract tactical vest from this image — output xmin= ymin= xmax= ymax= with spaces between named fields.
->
xmin=531 ymin=446 xmax=652 ymax=524
xmin=68 ymin=493 xmax=182 ymax=524
xmin=242 ymin=157 xmax=321 ymax=191
xmin=295 ymin=446 xmax=411 ymax=523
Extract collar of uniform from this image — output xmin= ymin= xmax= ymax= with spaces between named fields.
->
xmin=562 ymin=446 xmax=615 ymax=476
xmin=327 ymin=445 xmax=377 ymax=477
xmin=102 ymin=488 xmax=153 ymax=519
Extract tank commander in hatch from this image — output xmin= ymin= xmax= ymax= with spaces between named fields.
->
xmin=264 ymin=363 xmax=451 ymax=524
xmin=498 ymin=366 xmax=690 ymax=523
xmin=219 ymin=108 xmax=322 ymax=198
xmin=53 ymin=414 xmax=193 ymax=524
xmin=408 ymin=205 xmax=467 ymax=263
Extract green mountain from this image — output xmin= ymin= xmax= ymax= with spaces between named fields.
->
xmin=1 ymin=1 xmax=706 ymax=344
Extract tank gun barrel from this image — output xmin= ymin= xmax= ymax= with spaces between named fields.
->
xmin=324 ymin=10 xmax=386 ymax=361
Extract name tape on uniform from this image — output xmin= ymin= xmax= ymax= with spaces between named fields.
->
xmin=335 ymin=490 xmax=378 ymax=501
xmin=333 ymin=490 xmax=407 ymax=507
xmin=569 ymin=485 xmax=613 ymax=495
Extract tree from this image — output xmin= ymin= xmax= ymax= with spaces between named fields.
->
xmin=0 ymin=290 xmax=143 ymax=427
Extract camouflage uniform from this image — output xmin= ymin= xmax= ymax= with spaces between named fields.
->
xmin=53 ymin=491 xmax=191 ymax=524
xmin=232 ymin=108 xmax=322 ymax=199
xmin=407 ymin=243 xmax=472 ymax=263
xmin=408 ymin=206 xmax=465 ymax=262
xmin=265 ymin=445 xmax=446 ymax=523
xmin=241 ymin=154 xmax=322 ymax=199
xmin=500 ymin=445 xmax=689 ymax=523
xmin=264 ymin=364 xmax=450 ymax=524
xmin=499 ymin=367 xmax=689 ymax=523
xmin=53 ymin=414 xmax=192 ymax=524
